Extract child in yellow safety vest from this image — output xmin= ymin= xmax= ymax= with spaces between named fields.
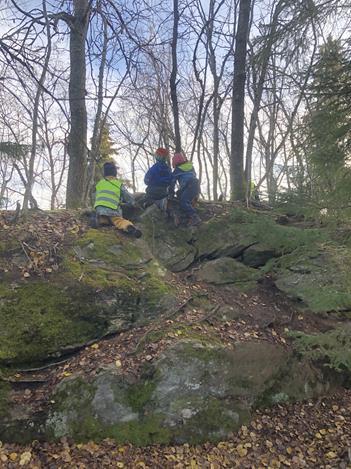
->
xmin=94 ymin=162 xmax=142 ymax=238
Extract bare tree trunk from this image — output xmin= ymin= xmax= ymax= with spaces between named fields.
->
xmin=230 ymin=0 xmax=252 ymax=201
xmin=170 ymin=0 xmax=182 ymax=152
xmin=66 ymin=0 xmax=90 ymax=208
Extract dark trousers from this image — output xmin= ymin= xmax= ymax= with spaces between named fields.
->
xmin=179 ymin=180 xmax=199 ymax=217
xmin=146 ymin=185 xmax=168 ymax=199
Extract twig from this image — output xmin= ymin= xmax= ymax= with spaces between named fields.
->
xmin=20 ymin=241 xmax=33 ymax=265
xmin=127 ymin=296 xmax=193 ymax=356
xmin=190 ymin=304 xmax=221 ymax=325
xmin=14 ymin=356 xmax=71 ymax=373
xmin=3 ymin=377 xmax=48 ymax=385
xmin=7 ymin=201 xmax=21 ymax=224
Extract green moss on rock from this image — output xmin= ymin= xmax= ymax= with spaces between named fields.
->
xmin=0 ymin=280 xmax=106 ymax=366
xmin=127 ymin=380 xmax=157 ymax=413
xmin=140 ymin=208 xmax=196 ymax=272
xmin=174 ymin=397 xmax=248 ymax=444
xmin=193 ymin=256 xmax=261 ymax=288
xmin=65 ymin=229 xmax=174 ymax=318
xmin=269 ymin=245 xmax=351 ymax=313
xmin=194 ymin=208 xmax=325 ymax=260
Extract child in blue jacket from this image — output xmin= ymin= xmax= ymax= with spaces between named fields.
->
xmin=143 ymin=148 xmax=172 ymax=207
xmin=169 ymin=153 xmax=201 ymax=226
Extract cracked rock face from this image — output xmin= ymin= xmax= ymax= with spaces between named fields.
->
xmin=42 ymin=339 xmax=331 ymax=445
xmin=192 ymin=257 xmax=261 ymax=287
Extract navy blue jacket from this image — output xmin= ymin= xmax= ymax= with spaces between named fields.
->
xmin=144 ymin=161 xmax=172 ymax=188
xmin=170 ymin=162 xmax=198 ymax=193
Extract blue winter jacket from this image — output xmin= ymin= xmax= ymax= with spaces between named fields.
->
xmin=144 ymin=161 xmax=172 ymax=188
xmin=170 ymin=162 xmax=198 ymax=193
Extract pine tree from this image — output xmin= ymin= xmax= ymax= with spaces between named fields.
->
xmin=308 ymin=38 xmax=351 ymax=191
xmin=94 ymin=123 xmax=118 ymax=182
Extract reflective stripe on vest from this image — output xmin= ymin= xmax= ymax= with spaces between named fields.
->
xmin=94 ymin=178 xmax=122 ymax=210
xmin=178 ymin=162 xmax=193 ymax=172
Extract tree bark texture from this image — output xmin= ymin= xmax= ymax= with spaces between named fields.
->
xmin=230 ymin=0 xmax=252 ymax=201
xmin=66 ymin=0 xmax=90 ymax=208
xmin=170 ymin=0 xmax=182 ymax=153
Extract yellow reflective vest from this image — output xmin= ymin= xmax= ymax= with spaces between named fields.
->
xmin=178 ymin=162 xmax=193 ymax=172
xmin=94 ymin=178 xmax=122 ymax=210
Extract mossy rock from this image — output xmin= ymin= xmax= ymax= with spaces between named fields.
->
xmin=193 ymin=257 xmax=261 ymax=288
xmin=46 ymin=339 xmax=289 ymax=445
xmin=140 ymin=207 xmax=196 ymax=272
xmin=2 ymin=338 xmax=336 ymax=444
xmin=194 ymin=208 xmax=325 ymax=262
xmin=0 ymin=229 xmax=174 ymax=367
xmin=0 ymin=279 xmax=107 ymax=366
xmin=241 ymin=244 xmax=278 ymax=268
xmin=269 ymin=245 xmax=351 ymax=313
xmin=46 ymin=370 xmax=170 ymax=445
xmin=65 ymin=229 xmax=175 ymax=322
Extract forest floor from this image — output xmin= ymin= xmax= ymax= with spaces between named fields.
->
xmin=0 ymin=209 xmax=350 ymax=468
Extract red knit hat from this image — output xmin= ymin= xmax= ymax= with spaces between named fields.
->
xmin=155 ymin=147 xmax=169 ymax=158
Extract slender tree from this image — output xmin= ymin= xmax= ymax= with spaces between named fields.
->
xmin=170 ymin=0 xmax=182 ymax=152
xmin=65 ymin=0 xmax=91 ymax=208
xmin=230 ymin=0 xmax=252 ymax=200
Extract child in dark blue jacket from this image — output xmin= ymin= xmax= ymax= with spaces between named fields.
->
xmin=143 ymin=148 xmax=172 ymax=207
xmin=170 ymin=153 xmax=201 ymax=226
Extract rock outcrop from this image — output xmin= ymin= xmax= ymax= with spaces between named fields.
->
xmin=0 ymin=228 xmax=174 ymax=366
xmin=44 ymin=339 xmax=332 ymax=444
xmin=1 ymin=205 xmax=351 ymax=445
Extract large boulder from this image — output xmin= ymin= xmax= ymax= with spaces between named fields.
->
xmin=0 ymin=229 xmax=174 ymax=366
xmin=140 ymin=206 xmax=196 ymax=271
xmin=270 ymin=245 xmax=351 ymax=313
xmin=44 ymin=339 xmax=332 ymax=445
xmin=192 ymin=257 xmax=261 ymax=288
xmin=193 ymin=209 xmax=324 ymax=262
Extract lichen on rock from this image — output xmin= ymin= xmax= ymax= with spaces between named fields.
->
xmin=44 ymin=338 xmax=331 ymax=445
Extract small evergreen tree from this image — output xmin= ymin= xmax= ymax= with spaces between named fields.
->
xmin=94 ymin=123 xmax=118 ymax=181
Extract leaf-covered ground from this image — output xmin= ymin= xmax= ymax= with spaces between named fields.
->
xmin=1 ymin=390 xmax=351 ymax=467
xmin=0 ymin=209 xmax=85 ymax=277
